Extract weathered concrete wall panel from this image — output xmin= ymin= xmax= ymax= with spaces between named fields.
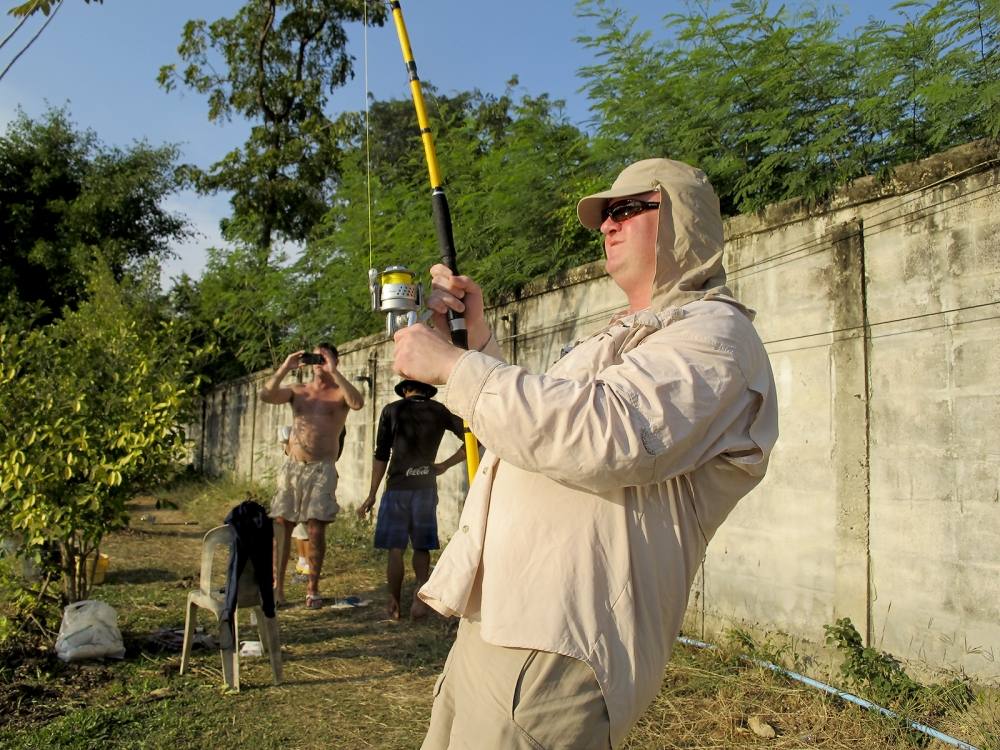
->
xmin=862 ymin=163 xmax=1000 ymax=678
xmin=687 ymin=144 xmax=1000 ymax=684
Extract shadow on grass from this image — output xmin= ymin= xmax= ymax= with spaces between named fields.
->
xmin=104 ymin=568 xmax=180 ymax=585
xmin=133 ymin=527 xmax=205 ymax=541
xmin=258 ymin=665 xmax=424 ymax=690
xmin=276 ymin=612 xmax=454 ymax=673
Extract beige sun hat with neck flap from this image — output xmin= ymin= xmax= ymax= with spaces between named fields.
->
xmin=576 ymin=159 xmax=691 ymax=230
xmin=577 ymin=158 xmax=744 ymax=312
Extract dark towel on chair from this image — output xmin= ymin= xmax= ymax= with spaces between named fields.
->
xmin=219 ymin=500 xmax=275 ymax=650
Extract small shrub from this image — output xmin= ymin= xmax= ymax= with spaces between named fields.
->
xmin=824 ymin=617 xmax=973 ymax=721
xmin=726 ymin=626 xmax=793 ymax=667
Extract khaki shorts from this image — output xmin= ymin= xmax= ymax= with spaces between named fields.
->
xmin=269 ymin=458 xmax=340 ymax=524
xmin=422 ymin=619 xmax=611 ymax=750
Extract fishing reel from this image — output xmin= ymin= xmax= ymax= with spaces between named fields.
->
xmin=369 ymin=265 xmax=423 ymax=336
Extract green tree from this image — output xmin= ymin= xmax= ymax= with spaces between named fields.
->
xmin=0 ymin=106 xmax=190 ymax=326
xmin=178 ymin=245 xmax=295 ymax=379
xmin=446 ymin=87 xmax=597 ymax=297
xmin=0 ymin=265 xmax=201 ymax=616
xmin=168 ymin=0 xmax=1000 ymax=375
xmin=158 ymin=0 xmax=387 ymax=255
xmin=859 ymin=0 xmax=1000 ymax=163
xmin=293 ymin=83 xmax=596 ymax=345
xmin=576 ymin=0 xmax=1000 ymax=214
xmin=172 ymin=83 xmax=596 ymax=365
xmin=578 ymin=0 xmax=869 ymax=212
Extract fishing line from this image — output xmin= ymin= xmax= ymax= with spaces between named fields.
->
xmin=363 ymin=0 xmax=374 ymax=272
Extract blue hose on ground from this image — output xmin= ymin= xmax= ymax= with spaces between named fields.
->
xmin=675 ymin=635 xmax=981 ymax=750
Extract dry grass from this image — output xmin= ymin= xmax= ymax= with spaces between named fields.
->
xmin=629 ymin=653 xmax=941 ymax=749
xmin=0 ymin=477 xmax=994 ymax=750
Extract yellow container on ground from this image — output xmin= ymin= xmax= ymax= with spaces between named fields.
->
xmin=92 ymin=553 xmax=109 ymax=584
xmin=76 ymin=553 xmax=109 ymax=585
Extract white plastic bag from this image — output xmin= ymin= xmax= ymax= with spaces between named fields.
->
xmin=54 ymin=599 xmax=126 ymax=662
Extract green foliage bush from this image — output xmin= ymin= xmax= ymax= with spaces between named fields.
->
xmin=577 ymin=0 xmax=999 ymax=213
xmin=825 ymin=617 xmax=973 ymax=720
xmin=825 ymin=617 xmax=925 ymax=709
xmin=0 ymin=265 xmax=202 ymax=625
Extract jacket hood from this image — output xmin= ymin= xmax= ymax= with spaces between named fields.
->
xmin=577 ymin=158 xmax=734 ymax=311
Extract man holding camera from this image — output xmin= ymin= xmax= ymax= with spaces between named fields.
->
xmin=260 ymin=343 xmax=364 ymax=608
xmin=392 ymin=159 xmax=778 ymax=748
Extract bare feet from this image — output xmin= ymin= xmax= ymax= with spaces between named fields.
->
xmin=410 ymin=595 xmax=430 ymax=620
xmin=386 ymin=597 xmax=401 ymax=620
xmin=305 ymin=593 xmax=323 ymax=609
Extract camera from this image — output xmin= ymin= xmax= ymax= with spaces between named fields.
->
xmin=300 ymin=352 xmax=325 ymax=366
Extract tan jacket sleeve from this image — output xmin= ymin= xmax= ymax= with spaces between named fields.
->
xmin=443 ymin=310 xmax=772 ymax=494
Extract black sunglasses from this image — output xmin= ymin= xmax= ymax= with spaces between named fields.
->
xmin=602 ymin=199 xmax=660 ymax=223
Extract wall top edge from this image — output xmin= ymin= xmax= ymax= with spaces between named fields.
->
xmin=724 ymin=138 xmax=999 ymax=239
xmin=492 ymin=260 xmax=610 ymax=307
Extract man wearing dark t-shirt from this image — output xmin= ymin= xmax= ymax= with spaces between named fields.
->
xmin=358 ymin=379 xmax=466 ymax=620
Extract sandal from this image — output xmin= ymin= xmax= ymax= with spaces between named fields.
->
xmin=305 ymin=594 xmax=323 ymax=609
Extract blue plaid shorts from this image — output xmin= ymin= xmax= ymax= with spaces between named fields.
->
xmin=373 ymin=487 xmax=439 ymax=551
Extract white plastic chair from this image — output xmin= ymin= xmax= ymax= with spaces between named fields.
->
xmin=179 ymin=525 xmax=283 ymax=690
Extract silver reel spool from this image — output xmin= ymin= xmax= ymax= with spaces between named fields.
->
xmin=369 ymin=265 xmax=423 ymax=336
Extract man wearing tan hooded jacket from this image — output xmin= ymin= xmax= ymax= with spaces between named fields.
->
xmin=393 ymin=159 xmax=779 ymax=749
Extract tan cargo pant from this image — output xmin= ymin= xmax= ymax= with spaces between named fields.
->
xmin=421 ymin=619 xmax=611 ymax=750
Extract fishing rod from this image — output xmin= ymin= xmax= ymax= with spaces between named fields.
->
xmin=376 ymin=0 xmax=480 ymax=479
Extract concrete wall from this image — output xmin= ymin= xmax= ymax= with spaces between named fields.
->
xmin=191 ymin=141 xmax=1000 ymax=682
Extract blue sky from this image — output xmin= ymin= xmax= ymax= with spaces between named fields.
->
xmin=1 ymin=0 xmax=902 ymax=285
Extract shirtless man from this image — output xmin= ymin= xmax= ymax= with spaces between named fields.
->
xmin=259 ymin=343 xmax=364 ymax=608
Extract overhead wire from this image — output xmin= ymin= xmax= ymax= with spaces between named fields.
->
xmin=0 ymin=10 xmax=32 ymax=53
xmin=763 ymin=301 xmax=1000 ymax=356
